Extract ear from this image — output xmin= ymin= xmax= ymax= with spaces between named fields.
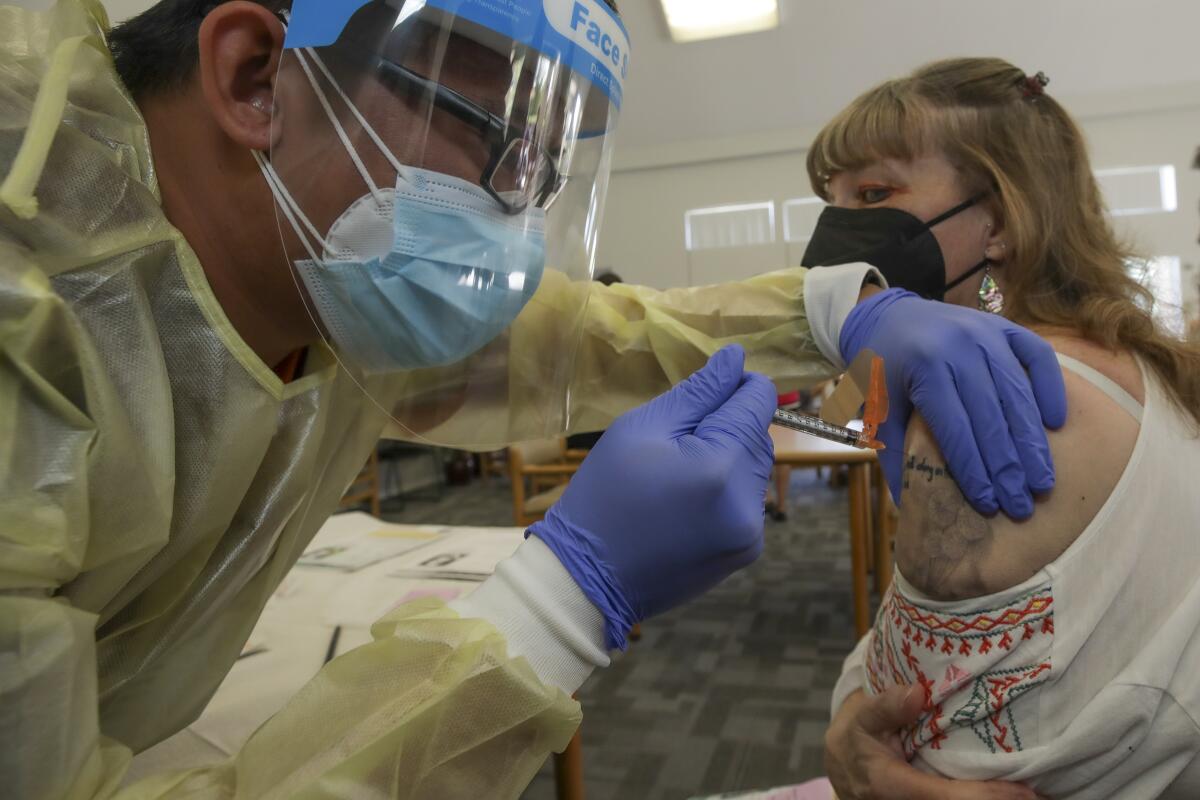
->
xmin=982 ymin=200 xmax=1009 ymax=264
xmin=197 ymin=2 xmax=285 ymax=152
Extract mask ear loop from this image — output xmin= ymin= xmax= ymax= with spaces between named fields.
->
xmin=943 ymin=218 xmax=996 ymax=293
xmin=302 ymin=48 xmax=413 ymax=185
xmin=922 ymin=192 xmax=987 ymax=231
xmin=253 ymin=150 xmax=326 ymax=265
xmin=259 ymin=8 xmax=339 ymax=253
xmin=944 ymin=256 xmax=991 ymax=293
xmin=257 ymin=10 xmax=381 ymax=248
xmin=291 ymin=48 xmax=386 ymax=203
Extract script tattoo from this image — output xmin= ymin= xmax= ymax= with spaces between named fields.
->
xmin=897 ymin=455 xmax=993 ymax=599
xmin=905 ymin=457 xmax=948 ymax=485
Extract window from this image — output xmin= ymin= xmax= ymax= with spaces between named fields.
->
xmin=782 ymin=196 xmax=826 ymax=244
xmin=1128 ymin=256 xmax=1185 ymax=336
xmin=1096 ymin=165 xmax=1177 ymax=217
xmin=684 ymin=202 xmax=776 ymax=251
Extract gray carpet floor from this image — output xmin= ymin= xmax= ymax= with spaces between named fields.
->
xmin=382 ymin=468 xmax=866 ymax=800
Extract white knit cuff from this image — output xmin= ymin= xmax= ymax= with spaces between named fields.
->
xmin=450 ymin=536 xmax=610 ymax=694
xmin=803 ymin=264 xmax=886 ymax=371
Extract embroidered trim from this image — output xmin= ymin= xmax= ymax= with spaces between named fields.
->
xmin=890 ymin=588 xmax=1054 ymax=641
xmin=865 ymin=584 xmax=1055 ymax=757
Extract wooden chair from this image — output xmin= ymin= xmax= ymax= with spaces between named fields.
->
xmin=339 ymin=449 xmax=381 ymax=517
xmin=508 ymin=439 xmax=586 ymax=526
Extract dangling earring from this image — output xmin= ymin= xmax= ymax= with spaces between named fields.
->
xmin=978 ymin=243 xmax=1005 ymax=314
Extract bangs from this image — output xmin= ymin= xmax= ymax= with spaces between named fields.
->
xmin=806 ymin=81 xmax=940 ymax=199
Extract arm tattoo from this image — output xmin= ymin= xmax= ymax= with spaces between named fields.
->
xmin=897 ymin=455 xmax=993 ymax=599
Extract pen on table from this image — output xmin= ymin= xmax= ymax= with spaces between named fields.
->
xmin=324 ymin=625 xmax=342 ymax=665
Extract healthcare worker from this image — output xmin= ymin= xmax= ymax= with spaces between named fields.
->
xmin=0 ymin=0 xmax=1066 ymax=797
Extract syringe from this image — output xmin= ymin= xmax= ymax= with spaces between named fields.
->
xmin=771 ymin=407 xmax=884 ymax=451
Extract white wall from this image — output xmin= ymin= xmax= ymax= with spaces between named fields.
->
xmin=597 ymin=88 xmax=1200 ymax=326
xmin=101 ymin=0 xmax=1200 ymax=322
xmin=596 ymin=148 xmax=810 ymax=289
xmin=1089 ymin=106 xmax=1200 ymax=322
xmin=103 ymin=0 xmax=153 ymax=22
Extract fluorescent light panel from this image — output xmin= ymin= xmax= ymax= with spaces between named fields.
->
xmin=661 ymin=0 xmax=780 ymax=43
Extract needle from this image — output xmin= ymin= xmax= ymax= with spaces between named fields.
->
xmin=771 ymin=408 xmax=883 ymax=450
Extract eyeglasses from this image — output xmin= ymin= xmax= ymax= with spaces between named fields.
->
xmin=377 ymin=59 xmax=567 ymax=215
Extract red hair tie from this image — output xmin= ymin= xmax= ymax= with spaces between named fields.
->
xmin=1023 ymin=72 xmax=1050 ymax=98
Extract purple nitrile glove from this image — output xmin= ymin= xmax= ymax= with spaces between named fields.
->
xmin=530 ymin=345 xmax=777 ymax=649
xmin=842 ymin=288 xmax=1067 ymax=518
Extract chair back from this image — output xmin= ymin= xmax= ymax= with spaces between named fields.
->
xmin=339 ymin=449 xmax=381 ymax=517
xmin=508 ymin=438 xmax=577 ymax=526
xmin=511 ymin=438 xmax=567 ymax=466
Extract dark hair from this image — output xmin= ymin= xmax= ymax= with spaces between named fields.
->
xmin=111 ymin=0 xmax=620 ymax=99
xmin=595 ymin=270 xmax=623 ymax=286
xmin=110 ymin=1 xmax=289 ymax=98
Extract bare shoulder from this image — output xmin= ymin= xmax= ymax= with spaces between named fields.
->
xmin=1034 ymin=327 xmax=1145 ymax=404
xmin=895 ymin=331 xmax=1141 ymax=600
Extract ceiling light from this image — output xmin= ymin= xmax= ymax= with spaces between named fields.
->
xmin=660 ymin=0 xmax=780 ymax=43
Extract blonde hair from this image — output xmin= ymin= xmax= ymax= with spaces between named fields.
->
xmin=807 ymin=57 xmax=1200 ymax=428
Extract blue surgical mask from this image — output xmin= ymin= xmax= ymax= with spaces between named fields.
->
xmin=292 ymin=169 xmax=545 ymax=373
xmin=253 ymin=48 xmax=546 ymax=374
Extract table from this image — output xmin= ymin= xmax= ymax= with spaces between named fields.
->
xmin=770 ymin=427 xmax=894 ymax=636
xmin=126 ymin=513 xmax=584 ymax=797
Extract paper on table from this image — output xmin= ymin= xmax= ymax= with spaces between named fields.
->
xmin=324 ymin=577 xmax=470 ymax=626
xmin=387 ymin=528 xmax=525 ymax=581
xmin=297 ymin=526 xmax=447 ymax=572
xmin=321 ymin=529 xmax=520 ymax=626
xmin=136 ymin=523 xmax=522 ymax=776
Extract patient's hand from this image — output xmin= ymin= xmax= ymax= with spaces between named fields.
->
xmin=825 ymin=687 xmax=1039 ymax=800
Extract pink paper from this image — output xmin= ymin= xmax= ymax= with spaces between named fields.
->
xmin=765 ymin=779 xmax=834 ymax=800
xmin=399 ymin=587 xmax=462 ymax=604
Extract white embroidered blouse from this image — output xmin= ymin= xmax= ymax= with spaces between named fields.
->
xmin=832 ymin=355 xmax=1200 ymax=799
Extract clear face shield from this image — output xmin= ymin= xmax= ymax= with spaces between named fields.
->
xmin=259 ymin=0 xmax=629 ymax=447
